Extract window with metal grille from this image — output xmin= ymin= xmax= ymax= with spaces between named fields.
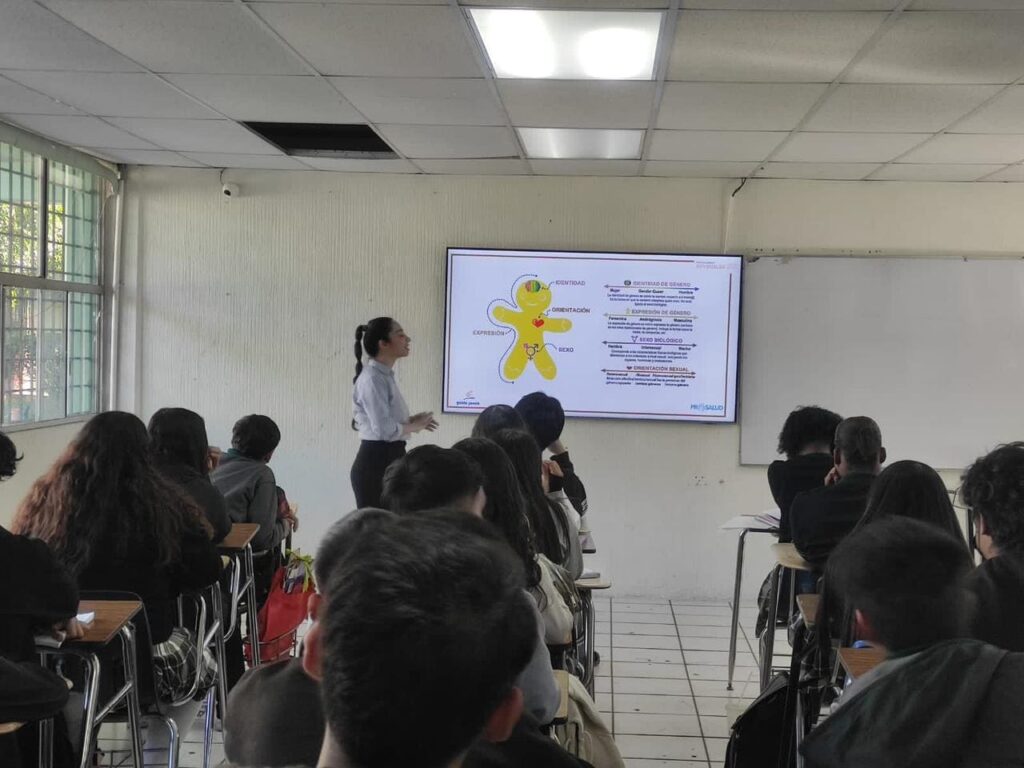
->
xmin=0 ymin=142 xmax=106 ymax=426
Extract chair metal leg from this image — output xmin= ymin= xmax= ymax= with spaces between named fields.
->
xmin=243 ymin=546 xmax=261 ymax=667
xmin=761 ymin=564 xmax=782 ymax=691
xmin=162 ymin=715 xmax=179 ymax=768
xmin=77 ymin=655 xmax=101 ymax=768
xmin=211 ymin=588 xmax=229 ymax=727
xmin=37 ymin=717 xmax=53 ymax=768
xmin=727 ymin=528 xmax=749 ymax=691
xmin=119 ymin=626 xmax=145 ymax=768
xmin=202 ymin=687 xmax=214 ymax=768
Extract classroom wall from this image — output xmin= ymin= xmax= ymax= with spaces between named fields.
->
xmin=0 ymin=422 xmax=83 ymax=527
xmin=103 ymin=170 xmax=1024 ymax=600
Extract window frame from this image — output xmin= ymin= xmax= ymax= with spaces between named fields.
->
xmin=0 ymin=143 xmax=110 ymax=432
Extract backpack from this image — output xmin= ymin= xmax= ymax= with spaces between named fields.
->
xmin=725 ymin=672 xmax=793 ymax=768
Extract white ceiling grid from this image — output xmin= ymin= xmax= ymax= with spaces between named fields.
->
xmin=0 ymin=0 xmax=1023 ymax=180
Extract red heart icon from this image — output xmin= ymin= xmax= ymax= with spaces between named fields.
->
xmin=532 ymin=318 xmax=545 ymax=328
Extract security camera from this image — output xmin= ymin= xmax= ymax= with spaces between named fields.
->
xmin=221 ymin=183 xmax=240 ymax=199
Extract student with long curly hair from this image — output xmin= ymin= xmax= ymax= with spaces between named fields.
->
xmin=13 ymin=411 xmax=223 ymax=700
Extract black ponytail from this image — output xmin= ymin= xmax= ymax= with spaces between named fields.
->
xmin=353 ymin=324 xmax=368 ymax=384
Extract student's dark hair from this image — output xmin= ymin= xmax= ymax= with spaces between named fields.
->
xmin=858 ymin=460 xmax=967 ymax=549
xmin=314 ymin=508 xmax=395 ymax=587
xmin=776 ymin=405 xmax=843 ymax=459
xmin=471 ymin=404 xmax=526 ymax=439
xmin=148 ymin=407 xmax=210 ymax=476
xmin=230 ymin=414 xmax=280 ymax=460
xmin=453 ymin=437 xmax=541 ymax=590
xmin=381 ymin=445 xmax=483 ymax=514
xmin=12 ymin=411 xmax=208 ymax=575
xmin=834 ymin=416 xmax=883 ymax=470
xmin=352 ymin=317 xmax=395 ymax=384
xmin=0 ymin=430 xmax=21 ymax=479
xmin=515 ymin=392 xmax=566 ymax=450
xmin=826 ymin=517 xmax=971 ymax=652
xmin=490 ymin=427 xmax=570 ymax=566
xmin=961 ymin=442 xmax=1024 ymax=554
xmin=318 ymin=510 xmax=536 ymax=768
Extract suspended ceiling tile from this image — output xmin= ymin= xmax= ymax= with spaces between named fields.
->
xmin=529 ymin=159 xmax=641 ymax=176
xmin=0 ymin=2 xmax=140 ymax=72
xmin=106 ymin=117 xmax=278 ymax=153
xmin=846 ymin=11 xmax=1024 ymax=84
xmin=4 ymin=71 xmax=216 ymax=119
xmin=302 ymin=157 xmax=420 ymax=173
xmin=870 ymin=163 xmax=1005 ymax=181
xmin=648 ymin=130 xmax=788 ymax=161
xmin=415 ymin=158 xmax=530 ymax=174
xmin=806 ymin=84 xmax=1002 ymax=133
xmin=40 ymin=0 xmax=306 ymax=74
xmin=330 ymin=78 xmax=505 ymax=126
xmin=643 ymin=161 xmax=759 ymax=177
xmin=499 ymin=81 xmax=655 ymax=129
xmin=657 ymin=83 xmax=826 ymax=131
xmin=180 ymin=152 xmax=311 ymax=170
xmin=667 ymin=11 xmax=887 ymax=82
xmin=954 ymin=86 xmax=1024 ymax=133
xmin=166 ymin=75 xmax=363 ymax=123
xmin=0 ymin=75 xmax=81 ymax=115
xmin=774 ymin=132 xmax=931 ymax=162
xmin=756 ymin=162 xmax=879 ymax=180
xmin=900 ymin=133 xmax=1024 ymax=164
xmin=83 ymin=147 xmax=205 ymax=166
xmin=4 ymin=114 xmax=157 ymax=149
xmin=253 ymin=4 xmax=481 ymax=78
xmin=377 ymin=124 xmax=518 ymax=159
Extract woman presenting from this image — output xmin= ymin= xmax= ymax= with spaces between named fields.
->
xmin=351 ymin=317 xmax=438 ymax=508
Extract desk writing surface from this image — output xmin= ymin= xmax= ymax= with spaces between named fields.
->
xmin=771 ymin=543 xmax=813 ymax=572
xmin=219 ymin=523 xmax=260 ymax=551
xmin=796 ymin=594 xmax=820 ymax=629
xmin=575 ymin=577 xmax=611 ymax=591
xmin=838 ymin=647 xmax=886 ymax=680
xmin=75 ymin=600 xmax=143 ymax=646
xmin=720 ymin=515 xmax=777 ymax=532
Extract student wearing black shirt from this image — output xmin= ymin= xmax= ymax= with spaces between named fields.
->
xmin=769 ymin=406 xmax=843 ymax=542
xmin=789 ymin=416 xmax=885 ymax=568
xmin=515 ymin=393 xmax=588 ymax=518
xmin=960 ymin=442 xmax=1024 ymax=652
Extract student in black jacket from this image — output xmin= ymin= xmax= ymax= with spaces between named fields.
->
xmin=769 ymin=406 xmax=843 ymax=542
xmin=960 ymin=442 xmax=1024 ymax=652
xmin=515 ymin=393 xmax=588 ymax=519
xmin=802 ymin=518 xmax=1024 ymax=768
xmin=789 ymin=416 xmax=885 ymax=568
xmin=148 ymin=407 xmax=231 ymax=544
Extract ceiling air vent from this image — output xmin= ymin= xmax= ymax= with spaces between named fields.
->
xmin=244 ymin=122 xmax=396 ymax=159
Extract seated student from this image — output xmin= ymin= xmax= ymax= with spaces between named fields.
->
xmin=12 ymin=412 xmax=222 ymax=702
xmin=225 ymin=508 xmax=591 ymax=768
xmin=381 ymin=446 xmax=560 ymax=726
xmin=491 ymin=428 xmax=583 ymax=580
xmin=305 ymin=510 xmax=573 ymax=768
xmin=148 ymin=407 xmax=231 ymax=543
xmin=801 ymin=518 xmax=1024 ymax=768
xmin=961 ymin=443 xmax=1024 ymax=652
xmin=769 ymin=406 xmax=843 ymax=542
xmin=454 ymin=437 xmax=573 ymax=646
xmin=211 ymin=414 xmax=294 ymax=559
xmin=0 ymin=432 xmax=80 ymax=768
xmin=855 ymin=459 xmax=968 ymax=547
xmin=515 ymin=393 xmax=588 ymax=519
xmin=789 ymin=416 xmax=885 ymax=567
xmin=472 ymin=404 xmax=527 ymax=439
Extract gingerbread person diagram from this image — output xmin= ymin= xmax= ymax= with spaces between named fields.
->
xmin=489 ymin=275 xmax=572 ymax=382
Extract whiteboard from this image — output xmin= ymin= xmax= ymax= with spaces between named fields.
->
xmin=739 ymin=257 xmax=1024 ymax=469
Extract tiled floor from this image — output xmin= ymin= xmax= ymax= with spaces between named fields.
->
xmin=593 ymin=596 xmax=769 ymax=768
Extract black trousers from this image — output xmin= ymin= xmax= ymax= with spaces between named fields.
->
xmin=350 ymin=440 xmax=406 ymax=509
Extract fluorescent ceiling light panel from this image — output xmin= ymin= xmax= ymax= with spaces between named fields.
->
xmin=518 ymin=128 xmax=644 ymax=159
xmin=469 ymin=9 xmax=662 ymax=80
